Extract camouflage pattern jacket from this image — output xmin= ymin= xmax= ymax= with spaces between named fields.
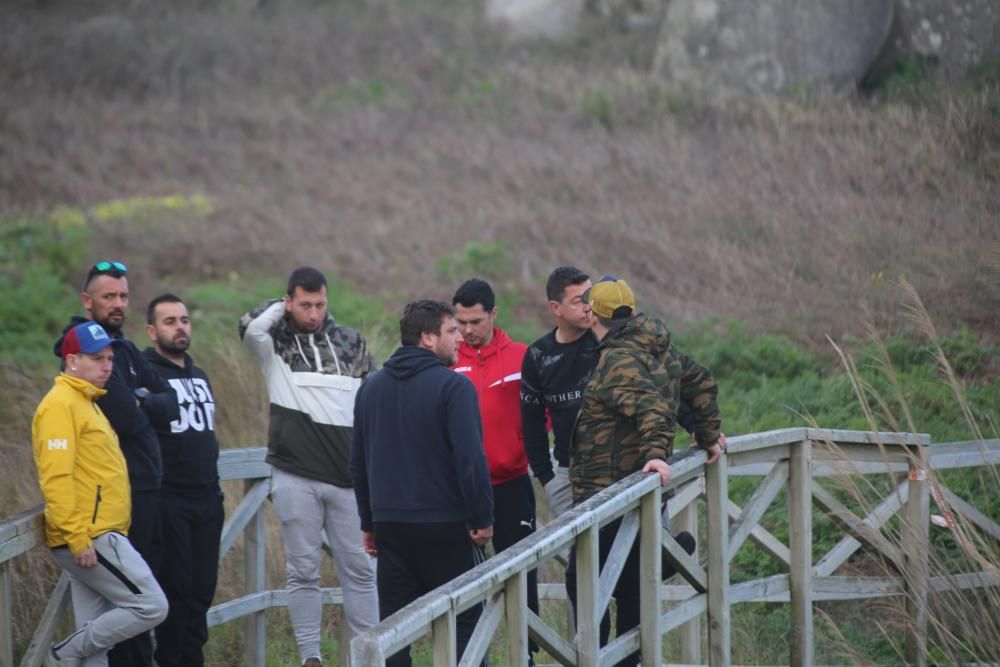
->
xmin=570 ymin=314 xmax=720 ymax=504
xmin=239 ymin=299 xmax=375 ymax=487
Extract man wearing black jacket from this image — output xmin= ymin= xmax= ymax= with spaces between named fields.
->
xmin=351 ymin=300 xmax=493 ymax=667
xmin=53 ymin=261 xmax=178 ymax=667
xmin=143 ymin=294 xmax=224 ymax=667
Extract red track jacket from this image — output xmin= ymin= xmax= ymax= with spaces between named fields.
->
xmin=452 ymin=327 xmax=528 ymax=485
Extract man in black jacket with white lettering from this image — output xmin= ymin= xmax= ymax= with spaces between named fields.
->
xmin=143 ymin=294 xmax=223 ymax=667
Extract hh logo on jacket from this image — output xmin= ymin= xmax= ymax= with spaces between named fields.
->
xmin=167 ymin=378 xmax=216 ymax=433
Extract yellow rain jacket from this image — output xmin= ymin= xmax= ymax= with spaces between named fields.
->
xmin=32 ymin=373 xmax=131 ymax=554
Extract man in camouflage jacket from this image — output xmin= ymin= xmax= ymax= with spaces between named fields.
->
xmin=567 ymin=275 xmax=724 ymax=667
xmin=570 ymin=278 xmax=723 ymax=503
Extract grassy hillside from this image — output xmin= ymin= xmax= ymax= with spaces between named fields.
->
xmin=1 ymin=0 xmax=998 ymax=345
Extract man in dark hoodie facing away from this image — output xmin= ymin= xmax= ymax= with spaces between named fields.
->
xmin=54 ymin=261 xmax=179 ymax=667
xmin=143 ymin=294 xmax=223 ymax=667
xmin=351 ymin=299 xmax=494 ymax=667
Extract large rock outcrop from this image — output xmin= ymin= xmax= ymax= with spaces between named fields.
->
xmin=878 ymin=0 xmax=1000 ymax=77
xmin=653 ymin=0 xmax=896 ymax=91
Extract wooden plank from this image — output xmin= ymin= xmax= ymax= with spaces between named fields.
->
xmin=903 ymin=447 xmax=930 ymax=667
xmin=207 ymin=590 xmax=274 ymax=626
xmin=805 ymin=428 xmax=930 ymax=447
xmin=662 ymin=531 xmax=707 ymax=593
xmin=674 ymin=500 xmax=701 ymax=665
xmin=934 ymin=484 xmax=1000 ymax=542
xmin=527 ymin=609 xmax=578 ymax=665
xmin=928 ymin=439 xmax=1000 ymax=470
xmin=724 ymin=428 xmax=807 ymax=455
xmin=0 ymin=506 xmax=44 ymax=563
xmin=666 ymin=478 xmax=704 ymax=520
xmin=811 ymin=483 xmax=904 ymax=571
xmin=705 ymin=450 xmax=731 ymax=666
xmin=432 ymin=609 xmax=456 ymax=667
xmin=640 ymin=488 xmax=662 ymax=666
xmin=728 ymin=462 xmax=788 ymax=563
xmin=575 ymin=524 xmax=600 ymax=667
xmin=207 ymin=588 xmax=343 ymax=626
xmin=0 ymin=561 xmax=11 ymax=667
xmin=243 ymin=479 xmax=266 ymax=667
xmin=726 ymin=501 xmax=790 ymax=567
xmin=726 ymin=445 xmax=790 ymax=470
xmin=730 ymin=574 xmax=790 ymax=604
xmin=814 ymin=481 xmax=907 ymax=577
xmin=18 ymin=572 xmax=70 ymax=667
xmin=217 ymin=447 xmax=270 ymax=481
xmin=788 ymin=441 xmax=814 ymax=667
xmin=662 ymin=593 xmax=707 ymax=634
xmin=602 ymin=627 xmax=640 ymax=666
xmin=504 ymin=571 xmax=528 ymax=667
xmin=218 ymin=478 xmax=269 ymax=560
xmin=458 ymin=591 xmax=502 ymax=667
xmin=598 ymin=510 xmax=639 ymax=619
xmin=812 ymin=443 xmax=911 ymax=466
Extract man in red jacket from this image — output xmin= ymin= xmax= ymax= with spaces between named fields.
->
xmin=451 ymin=278 xmax=539 ymax=664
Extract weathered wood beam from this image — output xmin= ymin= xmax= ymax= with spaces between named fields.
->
xmin=726 ymin=500 xmax=791 ymax=567
xmin=527 ymin=609 xmax=577 ymax=666
xmin=598 ymin=510 xmax=639 ymax=619
xmin=705 ymin=451 xmax=731 ymax=666
xmin=640 ymin=487 xmax=662 ymax=666
xmin=432 ymin=610 xmax=456 ymax=667
xmin=811 ymin=482 xmax=904 ymax=571
xmin=903 ymin=447 xmax=930 ymax=667
xmin=789 ymin=441 xmax=814 ymax=667
xmin=814 ymin=480 xmax=907 ymax=577
xmin=458 ymin=590 xmax=502 ymax=667
xmin=218 ymin=478 xmax=269 ymax=560
xmin=934 ymin=483 xmax=1000 ymax=542
xmin=728 ymin=461 xmax=788 ymax=563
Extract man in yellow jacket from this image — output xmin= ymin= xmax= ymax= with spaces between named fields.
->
xmin=33 ymin=321 xmax=167 ymax=666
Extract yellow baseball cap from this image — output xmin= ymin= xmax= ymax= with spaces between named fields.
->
xmin=585 ymin=276 xmax=635 ymax=320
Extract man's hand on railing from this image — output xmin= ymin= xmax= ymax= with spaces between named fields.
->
xmin=695 ymin=432 xmax=727 ymax=465
xmin=642 ymin=458 xmax=672 ymax=485
xmin=469 ymin=525 xmax=493 ymax=546
xmin=362 ymin=531 xmax=377 ymax=557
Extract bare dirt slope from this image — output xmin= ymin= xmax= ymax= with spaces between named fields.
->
xmin=1 ymin=1 xmax=997 ymax=343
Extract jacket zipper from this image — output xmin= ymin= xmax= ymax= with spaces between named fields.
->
xmin=91 ymin=485 xmax=102 ymax=523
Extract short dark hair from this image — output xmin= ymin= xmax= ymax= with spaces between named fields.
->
xmin=452 ymin=278 xmax=495 ymax=312
xmin=400 ymin=300 xmax=454 ymax=346
xmin=82 ymin=261 xmax=128 ymax=292
xmin=546 ymin=266 xmax=589 ymax=303
xmin=146 ymin=293 xmax=185 ymax=325
xmin=287 ymin=266 xmax=327 ymax=296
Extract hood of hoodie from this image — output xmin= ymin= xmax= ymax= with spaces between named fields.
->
xmin=456 ymin=326 xmax=512 ymax=364
xmin=383 ymin=345 xmax=446 ymax=380
xmin=600 ymin=313 xmax=671 ymax=358
xmin=143 ymin=347 xmax=193 ymax=374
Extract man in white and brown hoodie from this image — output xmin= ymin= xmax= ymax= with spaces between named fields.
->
xmin=239 ymin=267 xmax=378 ymax=667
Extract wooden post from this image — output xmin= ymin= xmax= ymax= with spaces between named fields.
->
xmin=788 ymin=440 xmax=814 ymax=667
xmin=576 ymin=524 xmax=601 ymax=667
xmin=903 ymin=443 xmax=929 ymax=667
xmin=676 ymin=501 xmax=701 ymax=665
xmin=505 ymin=571 xmax=528 ymax=665
xmin=640 ymin=487 xmax=663 ymax=666
xmin=244 ymin=479 xmax=266 ymax=667
xmin=705 ymin=450 xmax=731 ymax=666
xmin=0 ymin=560 xmax=11 ymax=667
xmin=432 ymin=609 xmax=457 ymax=666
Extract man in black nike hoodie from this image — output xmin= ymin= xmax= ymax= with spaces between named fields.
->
xmin=143 ymin=294 xmax=223 ymax=667
xmin=351 ymin=299 xmax=493 ymax=667
xmin=54 ymin=262 xmax=178 ymax=667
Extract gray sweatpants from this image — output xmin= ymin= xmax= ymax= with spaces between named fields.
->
xmin=270 ymin=467 xmax=379 ymax=664
xmin=51 ymin=531 xmax=168 ymax=667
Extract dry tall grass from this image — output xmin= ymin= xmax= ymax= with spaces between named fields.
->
xmin=819 ymin=282 xmax=1000 ymax=664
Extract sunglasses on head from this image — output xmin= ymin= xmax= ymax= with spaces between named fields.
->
xmin=93 ymin=261 xmax=127 ymax=274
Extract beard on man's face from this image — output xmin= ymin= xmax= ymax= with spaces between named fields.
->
xmin=158 ymin=335 xmax=190 ymax=355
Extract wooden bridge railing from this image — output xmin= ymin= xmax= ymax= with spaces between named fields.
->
xmin=2 ymin=429 xmax=999 ymax=667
